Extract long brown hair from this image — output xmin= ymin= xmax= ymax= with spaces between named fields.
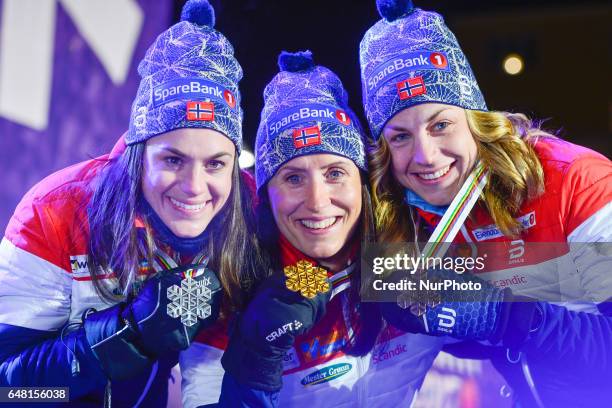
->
xmin=87 ymin=143 xmax=265 ymax=311
xmin=370 ymin=109 xmax=548 ymax=243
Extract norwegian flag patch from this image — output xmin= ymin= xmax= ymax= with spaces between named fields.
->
xmin=293 ymin=125 xmax=322 ymax=149
xmin=397 ymin=76 xmax=426 ymax=100
xmin=186 ymin=101 xmax=214 ymax=121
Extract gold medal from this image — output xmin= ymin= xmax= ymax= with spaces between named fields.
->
xmin=284 ymin=260 xmax=330 ymax=299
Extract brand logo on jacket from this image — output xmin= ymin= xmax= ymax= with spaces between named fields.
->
xmin=372 ymin=342 xmax=408 ymax=364
xmin=471 ymin=211 xmax=536 ymax=242
xmin=282 ymin=347 xmax=301 ymax=371
xmin=508 ymin=239 xmax=526 ymax=264
xmin=300 ymin=363 xmax=352 ymax=386
xmin=70 ymin=255 xmax=90 ymax=278
xmin=266 ymin=320 xmax=303 ymax=342
xmin=436 ymin=307 xmax=457 ymax=333
xmin=300 ymin=334 xmax=346 ymax=362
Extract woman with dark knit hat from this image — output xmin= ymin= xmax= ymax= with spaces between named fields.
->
xmin=0 ymin=0 xmax=263 ymax=405
xmin=180 ymin=50 xmax=445 ymax=408
xmin=361 ymin=0 xmax=612 ymax=406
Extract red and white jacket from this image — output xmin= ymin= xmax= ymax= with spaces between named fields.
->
xmin=0 ymin=147 xmax=119 ymax=331
xmin=417 ymin=137 xmax=612 ymax=307
xmin=416 ymin=137 xmax=612 ymax=406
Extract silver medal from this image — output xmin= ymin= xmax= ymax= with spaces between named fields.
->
xmin=167 ymin=275 xmax=212 ymax=327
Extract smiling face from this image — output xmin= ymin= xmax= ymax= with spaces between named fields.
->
xmin=267 ymin=154 xmax=362 ymax=268
xmin=381 ymin=103 xmax=478 ymax=206
xmin=141 ymin=128 xmax=236 ymax=238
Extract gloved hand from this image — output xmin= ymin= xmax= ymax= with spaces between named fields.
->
xmin=84 ymin=267 xmax=222 ymax=379
xmin=221 ymin=270 xmax=331 ymax=392
xmin=381 ymin=268 xmax=541 ymax=347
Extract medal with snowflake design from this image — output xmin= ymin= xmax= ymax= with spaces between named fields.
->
xmin=167 ymin=275 xmax=212 ymax=327
xmin=284 ymin=260 xmax=330 ymax=299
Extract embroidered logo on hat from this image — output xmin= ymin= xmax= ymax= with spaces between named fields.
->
xmin=187 ymin=101 xmax=214 ymax=121
xmin=397 ymin=76 xmax=426 ymax=100
xmin=267 ymin=103 xmax=349 ymax=138
xmin=293 ymin=125 xmax=322 ymax=149
xmin=335 ymin=109 xmax=351 ymax=126
xmin=223 ymin=89 xmax=236 ymax=109
xmin=366 ymin=51 xmax=449 ymax=93
xmin=153 ymin=78 xmax=225 ymax=108
xmin=430 ymin=52 xmax=448 ymax=69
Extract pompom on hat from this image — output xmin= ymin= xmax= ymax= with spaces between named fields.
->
xmin=126 ymin=0 xmax=243 ymax=152
xmin=255 ymin=51 xmax=367 ymax=191
xmin=360 ymin=0 xmax=487 ymax=140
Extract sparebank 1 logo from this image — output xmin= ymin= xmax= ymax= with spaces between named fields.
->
xmin=0 ymin=0 xmax=144 ymax=130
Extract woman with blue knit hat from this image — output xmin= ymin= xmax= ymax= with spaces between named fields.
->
xmin=361 ymin=0 xmax=612 ymax=406
xmin=0 ymin=0 xmax=263 ymax=405
xmin=183 ymin=50 xmax=445 ymax=408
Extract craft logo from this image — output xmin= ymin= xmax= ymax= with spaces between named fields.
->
xmin=186 ymin=101 xmax=214 ymax=121
xmin=367 ymin=51 xmax=449 ymax=92
xmin=266 ymin=320 xmax=303 ymax=342
xmin=293 ymin=125 xmax=322 ymax=149
xmin=472 ymin=211 xmax=536 ymax=242
xmin=70 ymin=255 xmax=90 ymax=278
xmin=397 ymin=76 xmax=426 ymax=100
xmin=153 ymin=78 xmax=226 ymax=107
xmin=300 ymin=363 xmax=352 ymax=386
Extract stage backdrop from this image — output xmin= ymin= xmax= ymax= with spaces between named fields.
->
xmin=0 ymin=0 xmax=172 ymax=233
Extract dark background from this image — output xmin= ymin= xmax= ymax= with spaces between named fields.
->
xmin=180 ymin=0 xmax=611 ymax=156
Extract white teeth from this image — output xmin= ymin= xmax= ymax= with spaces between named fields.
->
xmin=170 ymin=197 xmax=206 ymax=211
xmin=417 ymin=165 xmax=451 ymax=180
xmin=300 ymin=217 xmax=336 ymax=229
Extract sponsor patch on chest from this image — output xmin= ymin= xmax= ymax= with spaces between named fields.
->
xmin=69 ymin=255 xmax=90 ymax=278
xmin=471 ymin=211 xmax=536 ymax=241
xmin=300 ymin=363 xmax=352 ymax=386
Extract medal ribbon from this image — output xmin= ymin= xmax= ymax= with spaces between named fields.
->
xmin=136 ymin=233 xmax=209 ymax=279
xmin=151 ymin=248 xmax=209 ymax=279
xmin=420 ymin=161 xmax=487 ymax=259
xmin=328 ymin=263 xmax=356 ymax=300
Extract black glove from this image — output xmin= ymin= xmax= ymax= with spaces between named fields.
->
xmin=381 ymin=268 xmax=540 ymax=347
xmin=221 ymin=271 xmax=331 ymax=392
xmin=84 ymin=267 xmax=222 ymax=379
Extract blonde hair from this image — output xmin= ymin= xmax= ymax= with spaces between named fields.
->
xmin=369 ymin=110 xmax=548 ymax=242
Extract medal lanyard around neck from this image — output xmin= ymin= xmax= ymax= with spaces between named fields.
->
xmin=419 ymin=161 xmax=488 ymax=258
xmin=152 ymin=249 xmax=208 ymax=279
xmin=137 ymin=235 xmax=209 ymax=279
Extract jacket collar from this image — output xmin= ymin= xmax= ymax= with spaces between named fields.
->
xmin=404 ymin=189 xmax=448 ymax=217
xmin=278 ymin=234 xmax=358 ymax=274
